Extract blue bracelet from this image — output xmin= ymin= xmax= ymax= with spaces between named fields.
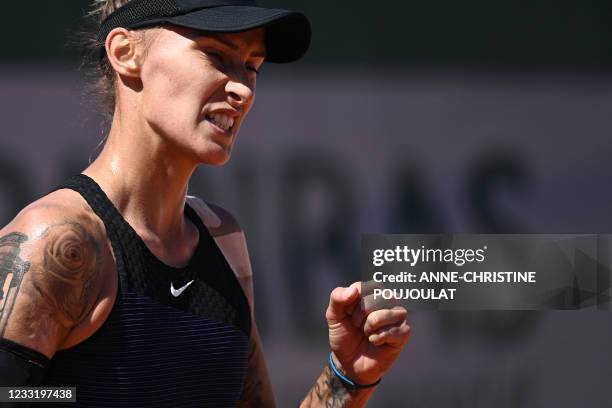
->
xmin=328 ymin=352 xmax=382 ymax=389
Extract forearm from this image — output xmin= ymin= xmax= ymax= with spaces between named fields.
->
xmin=300 ymin=365 xmax=376 ymax=408
xmin=238 ymin=327 xmax=276 ymax=407
xmin=239 ymin=338 xmax=276 ymax=408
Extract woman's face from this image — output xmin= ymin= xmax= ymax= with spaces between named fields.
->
xmin=137 ymin=26 xmax=265 ymax=166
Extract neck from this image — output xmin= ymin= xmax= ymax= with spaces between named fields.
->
xmin=84 ymin=105 xmax=197 ymax=245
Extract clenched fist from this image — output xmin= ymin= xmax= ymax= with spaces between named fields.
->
xmin=326 ymin=281 xmax=411 ymax=386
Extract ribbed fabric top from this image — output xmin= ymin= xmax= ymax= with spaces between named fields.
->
xmin=41 ymin=174 xmax=251 ymax=407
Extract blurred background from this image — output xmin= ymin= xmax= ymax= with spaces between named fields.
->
xmin=1 ymin=0 xmax=612 ymax=406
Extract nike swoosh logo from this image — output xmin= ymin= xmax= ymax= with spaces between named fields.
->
xmin=170 ymin=280 xmax=195 ymax=298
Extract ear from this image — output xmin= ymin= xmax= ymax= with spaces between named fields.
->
xmin=104 ymin=28 xmax=143 ymax=78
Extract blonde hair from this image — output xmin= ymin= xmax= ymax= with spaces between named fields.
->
xmin=82 ymin=0 xmax=134 ymax=117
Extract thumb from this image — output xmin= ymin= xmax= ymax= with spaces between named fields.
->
xmin=326 ymin=285 xmax=360 ymax=325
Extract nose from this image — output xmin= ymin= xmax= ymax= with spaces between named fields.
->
xmin=225 ymin=75 xmax=255 ymax=110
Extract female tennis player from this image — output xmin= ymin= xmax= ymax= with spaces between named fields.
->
xmin=0 ymin=0 xmax=410 ymax=406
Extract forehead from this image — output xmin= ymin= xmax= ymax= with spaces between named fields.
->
xmin=159 ymin=25 xmax=266 ymax=56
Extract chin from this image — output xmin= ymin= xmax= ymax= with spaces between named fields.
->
xmin=197 ymin=146 xmax=233 ymax=166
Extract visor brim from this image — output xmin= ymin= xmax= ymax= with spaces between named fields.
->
xmin=133 ymin=6 xmax=311 ymax=63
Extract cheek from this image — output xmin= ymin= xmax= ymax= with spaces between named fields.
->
xmin=140 ymin=50 xmax=221 ymax=133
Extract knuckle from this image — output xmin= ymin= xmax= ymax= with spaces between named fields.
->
xmin=394 ymin=312 xmax=408 ymax=324
xmin=367 ymin=315 xmax=380 ymax=328
xmin=393 ymin=305 xmax=408 ymax=313
xmin=399 ymin=325 xmax=411 ymax=339
xmin=330 ymin=286 xmax=344 ymax=300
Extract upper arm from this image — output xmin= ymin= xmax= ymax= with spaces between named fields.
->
xmin=186 ymin=196 xmax=255 ymax=309
xmin=186 ymin=196 xmax=276 ymax=406
xmin=0 ymin=202 xmax=106 ymax=359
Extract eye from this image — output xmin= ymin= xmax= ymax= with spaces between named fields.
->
xmin=204 ymin=50 xmax=224 ymax=62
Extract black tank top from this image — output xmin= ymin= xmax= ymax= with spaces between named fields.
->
xmin=41 ymin=174 xmax=251 ymax=407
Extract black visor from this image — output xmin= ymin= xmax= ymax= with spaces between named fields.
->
xmin=98 ymin=0 xmax=311 ymax=63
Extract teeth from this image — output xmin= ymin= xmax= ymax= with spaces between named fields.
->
xmin=207 ymin=113 xmax=235 ymax=131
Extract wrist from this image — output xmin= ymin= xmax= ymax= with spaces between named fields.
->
xmin=329 ymin=352 xmax=382 ymax=389
xmin=300 ymin=363 xmax=376 ymax=408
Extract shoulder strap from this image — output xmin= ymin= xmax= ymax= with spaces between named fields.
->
xmin=185 ymin=201 xmax=252 ymax=335
xmin=53 ymin=174 xmax=142 ymax=289
xmin=55 ymin=175 xmax=123 ymax=232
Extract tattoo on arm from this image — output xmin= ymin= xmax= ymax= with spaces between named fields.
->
xmin=0 ymin=233 xmax=31 ymax=336
xmin=0 ymin=222 xmax=100 ymax=336
xmin=301 ymin=365 xmax=351 ymax=408
xmin=35 ymin=222 xmax=100 ymax=324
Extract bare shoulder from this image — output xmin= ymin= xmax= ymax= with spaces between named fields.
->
xmin=186 ymin=199 xmax=274 ymax=404
xmin=186 ymin=196 xmax=254 ymax=304
xmin=5 ymin=189 xmax=106 ymax=234
xmin=0 ymin=189 xmax=110 ymax=357
xmin=186 ymin=195 xmax=243 ymax=237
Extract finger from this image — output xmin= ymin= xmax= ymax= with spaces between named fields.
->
xmin=362 ymin=284 xmax=401 ymax=310
xmin=326 ymin=285 xmax=361 ymax=325
xmin=360 ymin=280 xmax=384 ymax=298
xmin=368 ymin=322 xmax=411 ymax=348
xmin=355 ymin=292 xmax=397 ymax=326
xmin=351 ymin=303 xmax=367 ymax=328
xmin=352 ymin=280 xmax=402 ymax=328
xmin=363 ymin=306 xmax=408 ymax=336
xmin=362 ymin=285 xmax=402 ymax=312
xmin=345 ymin=282 xmax=362 ymax=316
xmin=350 ymin=281 xmax=384 ymax=328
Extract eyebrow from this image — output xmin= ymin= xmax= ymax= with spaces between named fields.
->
xmin=205 ymin=36 xmax=266 ymax=59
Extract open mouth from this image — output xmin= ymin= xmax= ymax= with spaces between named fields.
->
xmin=205 ymin=112 xmax=236 ymax=132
